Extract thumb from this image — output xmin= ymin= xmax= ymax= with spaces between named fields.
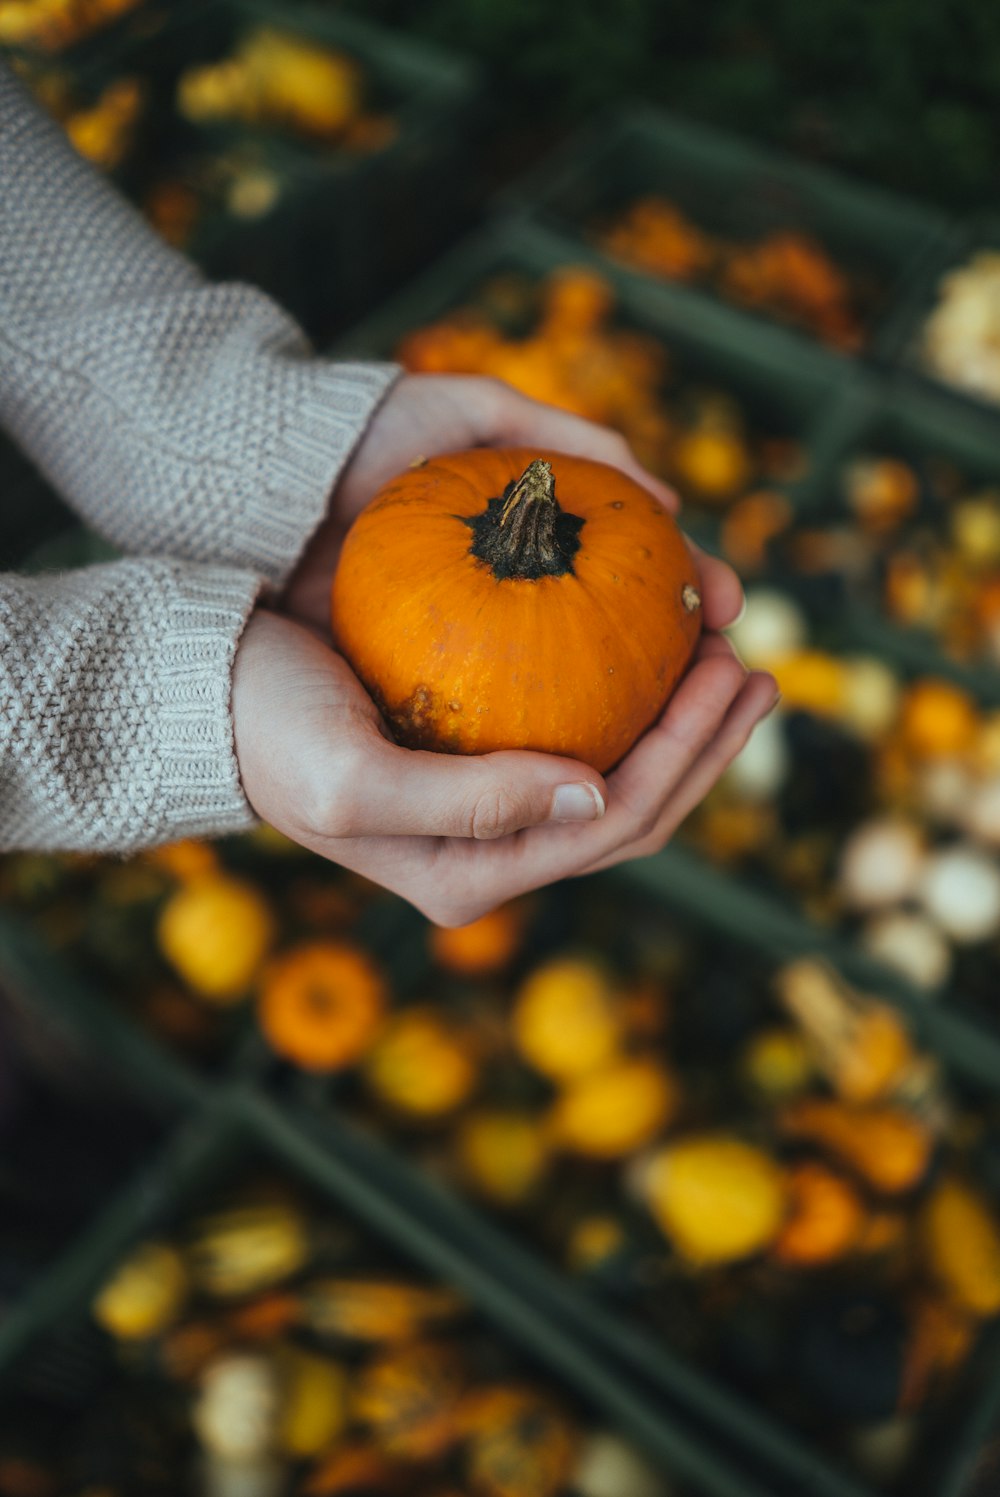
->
xmin=348 ymin=739 xmax=607 ymax=840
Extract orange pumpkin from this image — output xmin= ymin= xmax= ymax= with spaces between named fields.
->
xmin=258 ymin=942 xmax=385 ymax=1072
xmin=429 ymin=902 xmax=523 ymax=977
xmin=331 ymin=449 xmax=702 ymax=771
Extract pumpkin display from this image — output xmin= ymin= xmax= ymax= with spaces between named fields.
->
xmin=686 ymin=592 xmax=1000 ymax=1003
xmin=178 ymin=28 xmax=362 ymax=143
xmin=73 ymin=1167 xmax=671 ymax=1497
xmin=257 ymin=941 xmax=386 ymax=1072
xmin=598 ymin=194 xmax=869 ymax=350
xmin=331 ymin=448 xmax=702 ymax=771
xmin=394 ymin=270 xmax=803 ymax=517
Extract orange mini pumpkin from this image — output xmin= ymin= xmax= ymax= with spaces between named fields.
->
xmin=331 ymin=449 xmax=702 ymax=772
xmin=258 ymin=942 xmax=385 ymax=1072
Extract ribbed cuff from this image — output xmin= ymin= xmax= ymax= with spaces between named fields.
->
xmin=152 ymin=564 xmax=264 ymax=844
xmin=243 ymin=357 xmax=401 ymax=592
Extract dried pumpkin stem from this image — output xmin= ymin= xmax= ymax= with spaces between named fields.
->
xmin=465 ymin=459 xmax=584 ymax=581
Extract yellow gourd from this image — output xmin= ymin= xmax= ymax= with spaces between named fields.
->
xmin=645 ymin=1135 xmax=787 ymax=1266
xmin=548 ymin=1058 xmax=677 ymax=1158
xmin=512 ymin=957 xmax=621 ymax=1082
xmin=457 ymin=1111 xmax=550 ymax=1207
xmin=365 ymin=1009 xmax=477 ymax=1118
xmin=157 ymin=873 xmax=274 ymax=1002
xmin=92 ymin=1241 xmax=187 ymax=1340
xmin=302 ymin=1279 xmax=463 ymax=1342
xmin=188 ymin=1202 xmax=309 ymax=1298
xmin=275 ymin=1346 xmax=348 ymax=1459
xmin=922 ymin=1178 xmax=1000 ymax=1318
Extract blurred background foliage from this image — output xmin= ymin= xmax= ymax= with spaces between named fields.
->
xmin=338 ymin=0 xmax=1000 ymax=209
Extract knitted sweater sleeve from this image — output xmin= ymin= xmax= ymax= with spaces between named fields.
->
xmin=0 ymin=559 xmax=263 ymax=852
xmin=0 ymin=61 xmax=399 ymax=590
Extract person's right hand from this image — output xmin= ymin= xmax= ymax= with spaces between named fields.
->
xmin=231 ymin=606 xmax=777 ymax=926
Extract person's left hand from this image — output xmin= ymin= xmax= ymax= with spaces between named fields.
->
xmin=282 ymin=372 xmax=744 ymax=635
xmin=230 ymin=369 xmax=778 ymax=925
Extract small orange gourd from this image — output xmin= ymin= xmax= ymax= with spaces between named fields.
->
xmin=258 ymin=942 xmax=385 ymax=1072
xmin=331 ymin=449 xmax=702 ymax=771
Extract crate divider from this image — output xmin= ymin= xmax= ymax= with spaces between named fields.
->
xmin=495 ymin=106 xmax=956 ymax=368
xmin=615 ymin=845 xmax=1000 ymax=1092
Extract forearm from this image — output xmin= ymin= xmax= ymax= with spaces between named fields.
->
xmin=0 ymin=62 xmax=398 ymax=589
xmin=0 ymin=558 xmax=262 ymax=852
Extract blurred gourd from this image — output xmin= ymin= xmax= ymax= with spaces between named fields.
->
xmin=513 ymin=957 xmax=621 ymax=1082
xmin=157 ymin=873 xmax=274 ymax=1002
xmin=843 ymin=457 xmax=919 ymax=534
xmin=779 ymin=1099 xmax=933 ymax=1195
xmin=572 ymin=1432 xmax=672 ymax=1497
xmin=188 ymin=1201 xmax=310 ymax=1298
xmin=457 ymin=1110 xmax=551 ymax=1207
xmin=740 ymin=1026 xmax=813 ymax=1102
xmin=644 ymin=1134 xmax=787 ymax=1266
xmin=775 ymin=959 xmax=915 ymax=1103
xmin=671 ymin=400 xmax=752 ymax=503
xmin=899 ymin=679 xmax=979 ymax=759
xmin=917 ymin=844 xmax=1000 ymax=943
xmin=365 ymin=1009 xmax=477 ymax=1118
xmin=429 ymin=903 xmax=524 ymax=976
xmin=178 ymin=28 xmax=361 ymax=143
xmin=257 ymin=942 xmax=385 ymax=1072
xmin=772 ymin=1162 xmax=866 ymax=1267
xmin=193 ymin=1353 xmax=281 ymax=1462
xmin=921 ymin=1178 xmax=1000 ymax=1318
xmin=351 ymin=1342 xmax=464 ymax=1459
xmin=92 ymin=1240 xmax=187 ymax=1340
xmin=461 ymin=1386 xmax=577 ymax=1497
xmin=548 ymin=1058 xmax=678 ymax=1159
xmin=922 ymin=251 xmax=1000 ymax=405
xmin=599 ymin=196 xmax=865 ymax=349
xmin=0 ymin=0 xmax=141 ymax=49
xmin=301 ymin=1279 xmax=463 ymax=1342
xmin=273 ymin=1345 xmax=348 ymax=1459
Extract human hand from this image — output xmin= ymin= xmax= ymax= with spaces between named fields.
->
xmin=233 ymin=370 xmax=777 ymax=924
xmin=232 ymin=609 xmax=776 ymax=925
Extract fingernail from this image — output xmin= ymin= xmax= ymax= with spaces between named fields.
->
xmin=732 ymin=594 xmax=748 ymax=627
xmin=550 ymin=782 xmax=605 ymax=822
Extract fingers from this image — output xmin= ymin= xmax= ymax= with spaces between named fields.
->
xmin=410 ymin=637 xmax=752 ymax=919
xmin=478 ymin=380 xmax=680 ymax=514
xmin=687 ymin=539 xmax=744 ymax=631
xmin=320 ymin=730 xmax=608 ymax=841
xmin=579 ymin=670 xmax=780 ymax=874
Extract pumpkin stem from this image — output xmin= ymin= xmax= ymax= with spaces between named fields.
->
xmin=465 ymin=459 xmax=584 ymax=581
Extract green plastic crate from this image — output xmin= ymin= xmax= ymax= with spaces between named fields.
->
xmin=103 ymin=0 xmax=486 ymax=343
xmin=879 ymin=214 xmax=1000 ymax=419
xmin=336 ymin=214 xmax=854 ymax=546
xmin=0 ymin=1090 xmax=776 ymax=1497
xmin=771 ymin=378 xmax=1000 ymax=707
xmin=5 ymin=857 xmax=1000 ymax=1497
xmin=497 ymin=107 xmax=955 ymax=364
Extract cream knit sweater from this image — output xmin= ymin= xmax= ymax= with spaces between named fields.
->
xmin=0 ymin=63 xmax=398 ymax=852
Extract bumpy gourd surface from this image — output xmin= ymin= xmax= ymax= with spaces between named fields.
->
xmin=331 ymin=448 xmax=701 ymax=771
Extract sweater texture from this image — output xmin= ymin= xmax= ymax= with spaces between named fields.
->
xmin=0 ymin=62 xmax=398 ymax=850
